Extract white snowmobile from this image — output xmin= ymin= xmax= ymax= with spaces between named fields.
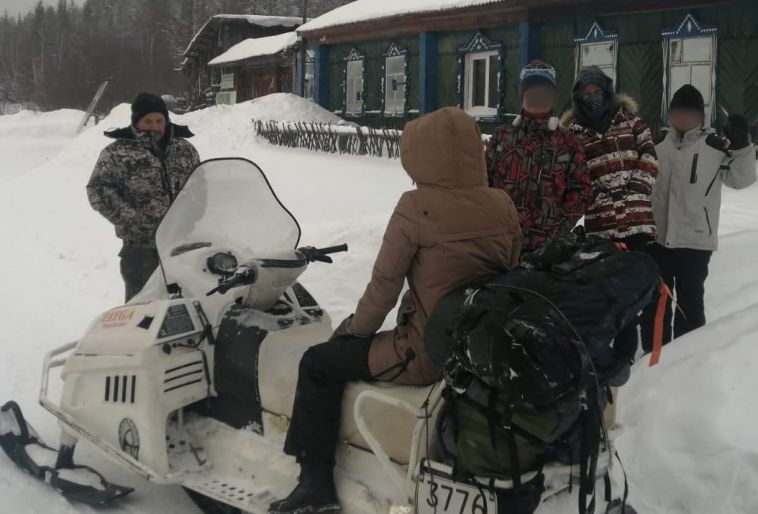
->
xmin=0 ymin=158 xmax=626 ymax=514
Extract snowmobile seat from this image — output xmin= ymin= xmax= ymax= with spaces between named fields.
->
xmin=257 ymin=333 xmax=435 ymax=466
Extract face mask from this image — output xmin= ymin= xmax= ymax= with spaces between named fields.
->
xmin=582 ymin=90 xmax=606 ymax=112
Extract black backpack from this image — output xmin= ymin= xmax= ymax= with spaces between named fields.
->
xmin=425 ymin=232 xmax=660 ymax=514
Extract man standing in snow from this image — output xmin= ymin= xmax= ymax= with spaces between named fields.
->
xmin=641 ymin=85 xmax=756 ymax=348
xmin=87 ymin=93 xmax=200 ymax=301
xmin=486 ymin=60 xmax=591 ymax=254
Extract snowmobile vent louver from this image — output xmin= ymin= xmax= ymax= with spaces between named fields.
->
xmin=164 ymin=360 xmax=205 ymax=393
xmin=104 ymin=375 xmax=137 ymax=403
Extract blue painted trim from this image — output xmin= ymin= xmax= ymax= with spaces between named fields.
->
xmin=380 ymin=42 xmax=410 ymax=117
xmin=662 ymin=12 xmax=717 ymax=37
xmin=517 ymin=22 xmax=540 ymax=70
xmin=575 ymin=20 xmax=618 ymax=44
xmin=341 ymin=48 xmax=367 ymax=118
xmin=456 ymin=31 xmax=506 ymax=122
xmin=419 ymin=32 xmax=438 ymax=114
xmin=661 ymin=12 xmax=719 ymax=126
xmin=314 ymin=45 xmax=330 ymax=110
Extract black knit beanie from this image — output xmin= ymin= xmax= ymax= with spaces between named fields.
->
xmin=131 ymin=93 xmax=169 ymax=125
xmin=669 ymin=84 xmax=705 ymax=116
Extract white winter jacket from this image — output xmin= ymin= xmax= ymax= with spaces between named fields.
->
xmin=653 ymin=128 xmax=756 ymax=251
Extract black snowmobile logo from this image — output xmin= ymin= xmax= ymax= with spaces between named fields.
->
xmin=118 ymin=418 xmax=140 ymax=459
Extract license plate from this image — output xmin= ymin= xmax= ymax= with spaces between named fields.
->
xmin=416 ymin=472 xmax=497 ymax=514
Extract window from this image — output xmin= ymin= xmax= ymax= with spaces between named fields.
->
xmin=575 ymin=22 xmax=618 ymax=86
xmin=382 ymin=43 xmax=409 ymax=116
xmin=457 ymin=32 xmax=504 ymax=120
xmin=464 ymin=51 xmax=499 ymax=117
xmin=579 ymin=42 xmax=617 ymax=83
xmin=304 ymin=49 xmax=315 ymax=101
xmin=662 ymin=14 xmax=717 ymax=125
xmin=345 ymin=58 xmax=364 ymax=116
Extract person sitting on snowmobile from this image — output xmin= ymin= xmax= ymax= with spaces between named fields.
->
xmin=87 ymin=93 xmax=200 ymax=302
xmin=269 ymin=107 xmax=523 ymax=514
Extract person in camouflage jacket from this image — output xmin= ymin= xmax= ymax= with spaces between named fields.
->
xmin=87 ymin=93 xmax=200 ymax=301
xmin=486 ymin=60 xmax=591 ymax=253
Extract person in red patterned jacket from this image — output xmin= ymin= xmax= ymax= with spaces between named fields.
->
xmin=561 ymin=66 xmax=658 ymax=251
xmin=486 ymin=60 xmax=591 ymax=254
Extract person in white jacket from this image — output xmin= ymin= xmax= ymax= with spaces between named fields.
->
xmin=642 ymin=84 xmax=756 ymax=349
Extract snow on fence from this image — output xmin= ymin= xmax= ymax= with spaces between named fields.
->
xmin=254 ymin=120 xmax=403 ymax=159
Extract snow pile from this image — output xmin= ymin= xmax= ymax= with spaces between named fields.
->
xmin=211 ymin=14 xmax=304 ymax=27
xmin=238 ymin=93 xmax=345 ymax=124
xmin=209 ymin=32 xmax=299 ymax=66
xmin=617 ymin=285 xmax=758 ymax=513
xmin=0 ymin=108 xmax=84 ymax=177
xmin=299 ymin=0 xmax=501 ymax=32
xmin=1 ymin=100 xmax=758 ymax=513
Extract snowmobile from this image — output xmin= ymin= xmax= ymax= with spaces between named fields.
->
xmin=0 ymin=158 xmax=625 ymax=514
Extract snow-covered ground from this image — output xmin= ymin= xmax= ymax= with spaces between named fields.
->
xmin=0 ymin=98 xmax=757 ymax=514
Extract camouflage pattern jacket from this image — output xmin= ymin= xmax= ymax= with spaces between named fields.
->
xmin=87 ymin=124 xmax=200 ymax=247
xmin=486 ymin=113 xmax=591 ymax=253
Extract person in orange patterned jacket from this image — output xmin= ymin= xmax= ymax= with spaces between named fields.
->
xmin=486 ymin=60 xmax=591 ymax=254
xmin=561 ymin=66 xmax=658 ymax=252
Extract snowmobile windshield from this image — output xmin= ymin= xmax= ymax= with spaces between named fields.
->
xmin=155 ymin=158 xmax=301 ymax=271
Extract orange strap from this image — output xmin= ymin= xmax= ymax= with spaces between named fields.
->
xmin=650 ymin=280 xmax=674 ymax=367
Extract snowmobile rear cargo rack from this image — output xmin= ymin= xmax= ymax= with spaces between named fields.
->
xmin=353 ymin=384 xmax=444 ymax=497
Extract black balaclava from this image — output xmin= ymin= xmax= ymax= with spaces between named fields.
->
xmin=572 ymin=66 xmax=619 ymax=133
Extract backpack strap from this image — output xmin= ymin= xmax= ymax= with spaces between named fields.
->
xmin=650 ymin=279 xmax=675 ymax=366
xmin=577 ymin=389 xmax=602 ymax=514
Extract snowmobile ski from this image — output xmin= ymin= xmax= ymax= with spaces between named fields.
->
xmin=0 ymin=401 xmax=133 ymax=505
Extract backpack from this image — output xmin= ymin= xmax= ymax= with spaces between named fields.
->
xmin=425 ymin=232 xmax=660 ymax=513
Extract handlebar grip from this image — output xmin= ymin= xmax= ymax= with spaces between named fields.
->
xmin=316 ymin=244 xmax=348 ymax=255
xmin=217 ymin=274 xmax=245 ymax=294
xmin=207 ymin=267 xmax=255 ymax=296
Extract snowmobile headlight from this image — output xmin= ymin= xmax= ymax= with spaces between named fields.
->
xmin=206 ymin=252 xmax=239 ymax=275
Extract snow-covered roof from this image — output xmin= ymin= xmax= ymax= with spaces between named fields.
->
xmin=208 ymin=32 xmax=299 ymax=67
xmin=183 ymin=14 xmax=305 ymax=57
xmin=298 ymin=0 xmax=502 ymax=33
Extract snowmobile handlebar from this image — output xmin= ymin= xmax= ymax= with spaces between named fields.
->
xmin=206 ymin=266 xmax=255 ymax=296
xmin=298 ymin=244 xmax=348 ymax=263
xmin=206 ymin=245 xmax=347 ymax=296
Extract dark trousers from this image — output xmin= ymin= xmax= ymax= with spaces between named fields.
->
xmin=119 ymin=245 xmax=160 ymax=302
xmin=283 ymin=336 xmax=374 ymax=463
xmin=640 ymin=244 xmax=713 ymax=351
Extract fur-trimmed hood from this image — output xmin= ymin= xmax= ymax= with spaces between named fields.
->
xmin=560 ymin=94 xmax=639 ymax=129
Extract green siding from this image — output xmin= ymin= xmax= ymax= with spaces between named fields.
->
xmin=435 ymin=27 xmax=520 ymax=113
xmin=326 ymin=36 xmax=419 ymax=128
xmin=539 ymin=20 xmax=576 ymax=115
xmin=316 ymin=1 xmax=758 ymax=133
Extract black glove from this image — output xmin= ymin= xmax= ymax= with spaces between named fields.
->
xmin=724 ymin=113 xmax=751 ymax=150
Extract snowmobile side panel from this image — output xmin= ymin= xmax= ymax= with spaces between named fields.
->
xmin=210 ymin=304 xmax=268 ymax=432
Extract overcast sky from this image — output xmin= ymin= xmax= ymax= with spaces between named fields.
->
xmin=2 ymin=0 xmax=55 ymax=17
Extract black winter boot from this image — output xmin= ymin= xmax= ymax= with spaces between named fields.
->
xmin=269 ymin=461 xmax=341 ymax=514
